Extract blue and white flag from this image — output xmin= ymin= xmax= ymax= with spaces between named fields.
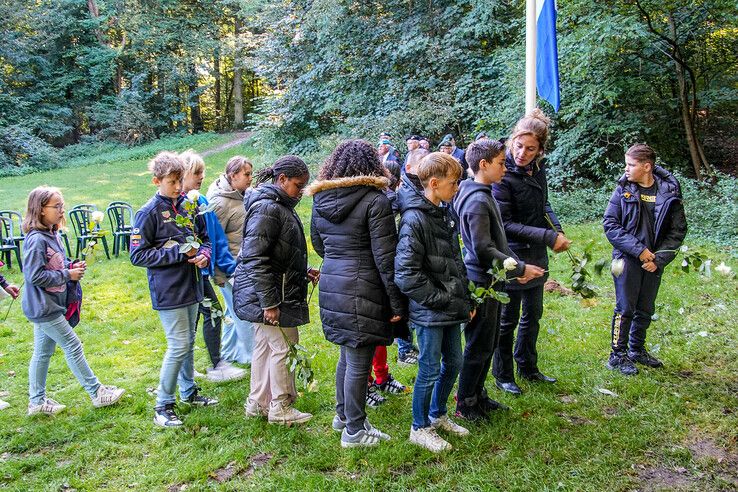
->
xmin=536 ymin=0 xmax=560 ymax=111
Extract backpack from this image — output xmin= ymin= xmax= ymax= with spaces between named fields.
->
xmin=65 ymin=279 xmax=82 ymax=327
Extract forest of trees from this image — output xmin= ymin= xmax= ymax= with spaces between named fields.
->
xmin=1 ymin=0 xmax=736 ymax=183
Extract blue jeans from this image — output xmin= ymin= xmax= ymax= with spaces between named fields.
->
xmin=29 ymin=315 xmax=101 ymax=405
xmin=396 ymin=325 xmax=417 ymax=357
xmin=219 ymin=283 xmax=253 ymax=364
xmin=157 ymin=304 xmax=198 ymax=407
xmin=412 ymin=323 xmax=463 ymax=430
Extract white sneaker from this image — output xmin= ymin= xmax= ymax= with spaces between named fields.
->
xmin=0 ymin=399 xmax=9 ymax=410
xmin=268 ymin=402 xmax=312 ymax=426
xmin=207 ymin=361 xmax=247 ymax=383
xmin=92 ymin=385 xmax=126 ymax=408
xmin=409 ymin=426 xmax=452 ymax=453
xmin=332 ymin=416 xmax=390 ymax=441
xmin=430 ymin=414 xmax=469 ymax=436
xmin=193 ymin=369 xmax=206 ymax=379
xmin=244 ymin=399 xmax=268 ymax=418
xmin=28 ymin=398 xmax=66 ymax=416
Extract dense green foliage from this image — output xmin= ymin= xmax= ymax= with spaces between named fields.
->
xmin=0 ymin=0 xmax=263 ymax=169
xmin=255 ymin=0 xmax=737 ymax=182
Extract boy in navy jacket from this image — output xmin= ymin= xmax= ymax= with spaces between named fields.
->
xmin=131 ymin=152 xmax=218 ymax=427
xmin=453 ymin=139 xmax=544 ymax=420
xmin=603 ymin=144 xmax=687 ymax=375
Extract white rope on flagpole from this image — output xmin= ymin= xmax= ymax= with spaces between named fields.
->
xmin=525 ymin=0 xmax=537 ymax=113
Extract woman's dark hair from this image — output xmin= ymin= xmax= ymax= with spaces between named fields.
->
xmin=318 ymin=139 xmax=390 ymax=180
xmin=466 ymin=138 xmax=506 ymax=174
xmin=253 ymin=155 xmax=309 ymax=185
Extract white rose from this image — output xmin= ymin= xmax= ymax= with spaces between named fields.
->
xmin=611 ymin=259 xmax=625 ymax=278
xmin=715 ymin=262 xmax=732 ymax=276
xmin=91 ymin=211 xmax=104 ymax=223
xmin=186 ymin=189 xmax=200 ymax=202
xmin=503 ymin=257 xmax=518 ymax=271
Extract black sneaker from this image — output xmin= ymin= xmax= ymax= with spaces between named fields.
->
xmin=398 ymin=352 xmax=418 ymax=365
xmin=455 ymin=402 xmax=487 ymax=421
xmin=378 ymin=375 xmax=411 ymax=395
xmin=154 ymin=403 xmax=183 ymax=427
xmin=478 ymin=395 xmax=509 ymax=412
xmin=185 ymin=389 xmax=219 ymax=407
xmin=606 ymin=353 xmax=639 ymax=376
xmin=366 ymin=384 xmax=386 ymax=408
xmin=628 ymin=349 xmax=663 ymax=368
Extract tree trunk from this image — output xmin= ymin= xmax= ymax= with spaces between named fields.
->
xmin=233 ymin=18 xmax=244 ymax=128
xmin=668 ymin=14 xmax=712 ymax=179
xmin=189 ymin=63 xmax=204 ymax=133
xmin=214 ymin=50 xmax=222 ymax=131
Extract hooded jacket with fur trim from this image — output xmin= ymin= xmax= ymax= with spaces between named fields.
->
xmin=306 ymin=175 xmax=406 ymax=348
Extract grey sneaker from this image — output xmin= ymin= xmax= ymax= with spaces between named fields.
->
xmin=92 ymin=385 xmax=126 ymax=408
xmin=341 ymin=427 xmax=383 ymax=448
xmin=153 ymin=403 xmax=183 ymax=427
xmin=28 ymin=398 xmax=66 ymax=416
xmin=332 ymin=414 xmax=347 ymax=432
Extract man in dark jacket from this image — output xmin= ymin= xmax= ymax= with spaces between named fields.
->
xmin=439 ymin=134 xmax=468 ymax=178
xmin=603 ymin=144 xmax=687 ymax=375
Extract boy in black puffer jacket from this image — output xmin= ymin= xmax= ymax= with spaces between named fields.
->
xmin=603 ymin=144 xmax=687 ymax=375
xmin=396 ymin=152 xmax=473 ymax=453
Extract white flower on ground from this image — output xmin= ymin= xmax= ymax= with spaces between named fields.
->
xmin=611 ymin=259 xmax=625 ymax=278
xmin=186 ymin=189 xmax=200 ymax=202
xmin=91 ymin=211 xmax=104 ymax=223
xmin=503 ymin=257 xmax=518 ymax=271
xmin=680 ymin=245 xmax=689 ymax=253
xmin=715 ymin=262 xmax=732 ymax=276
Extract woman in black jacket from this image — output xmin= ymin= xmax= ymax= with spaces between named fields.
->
xmin=491 ymin=110 xmax=571 ymax=395
xmin=306 ymin=139 xmax=406 ymax=448
xmin=232 ymin=155 xmax=318 ymax=425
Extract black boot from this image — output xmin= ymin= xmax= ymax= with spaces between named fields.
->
xmin=628 ymin=349 xmax=663 ymax=368
xmin=495 ymin=380 xmax=523 ymax=395
xmin=455 ymin=397 xmax=487 ymax=421
xmin=606 ymin=352 xmax=638 ymax=376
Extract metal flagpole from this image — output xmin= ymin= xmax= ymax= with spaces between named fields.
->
xmin=525 ymin=0 xmax=537 ymax=114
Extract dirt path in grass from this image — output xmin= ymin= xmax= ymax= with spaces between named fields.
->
xmin=201 ymin=131 xmax=253 ymax=157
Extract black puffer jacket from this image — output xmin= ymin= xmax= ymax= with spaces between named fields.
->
xmin=307 ymin=175 xmax=406 ymax=348
xmin=491 ymin=153 xmax=562 ymax=290
xmin=395 ymin=173 xmax=472 ymax=327
xmin=233 ymin=184 xmax=309 ymax=327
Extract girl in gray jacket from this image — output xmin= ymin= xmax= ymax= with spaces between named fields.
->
xmin=21 ymin=186 xmax=125 ymax=416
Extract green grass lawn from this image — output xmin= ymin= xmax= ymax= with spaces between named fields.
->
xmin=0 ymin=134 xmax=736 ymax=491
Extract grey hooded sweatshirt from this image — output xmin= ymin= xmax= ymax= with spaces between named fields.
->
xmin=21 ymin=229 xmax=72 ymax=323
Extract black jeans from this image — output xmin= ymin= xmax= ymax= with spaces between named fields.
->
xmin=493 ymin=285 xmax=544 ymax=382
xmin=335 ymin=344 xmax=375 ymax=434
xmin=611 ymin=256 xmax=662 ymax=354
xmin=457 ymin=295 xmax=501 ymax=405
xmin=196 ymin=276 xmax=223 ymax=368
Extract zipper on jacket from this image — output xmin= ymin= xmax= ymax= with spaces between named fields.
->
xmin=282 ymin=273 xmax=286 ymax=302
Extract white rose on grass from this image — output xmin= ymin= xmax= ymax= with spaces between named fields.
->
xmin=715 ymin=262 xmax=732 ymax=276
xmin=91 ymin=211 xmax=104 ymax=223
xmin=611 ymin=259 xmax=625 ymax=278
xmin=186 ymin=189 xmax=200 ymax=202
xmin=503 ymin=257 xmax=518 ymax=271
